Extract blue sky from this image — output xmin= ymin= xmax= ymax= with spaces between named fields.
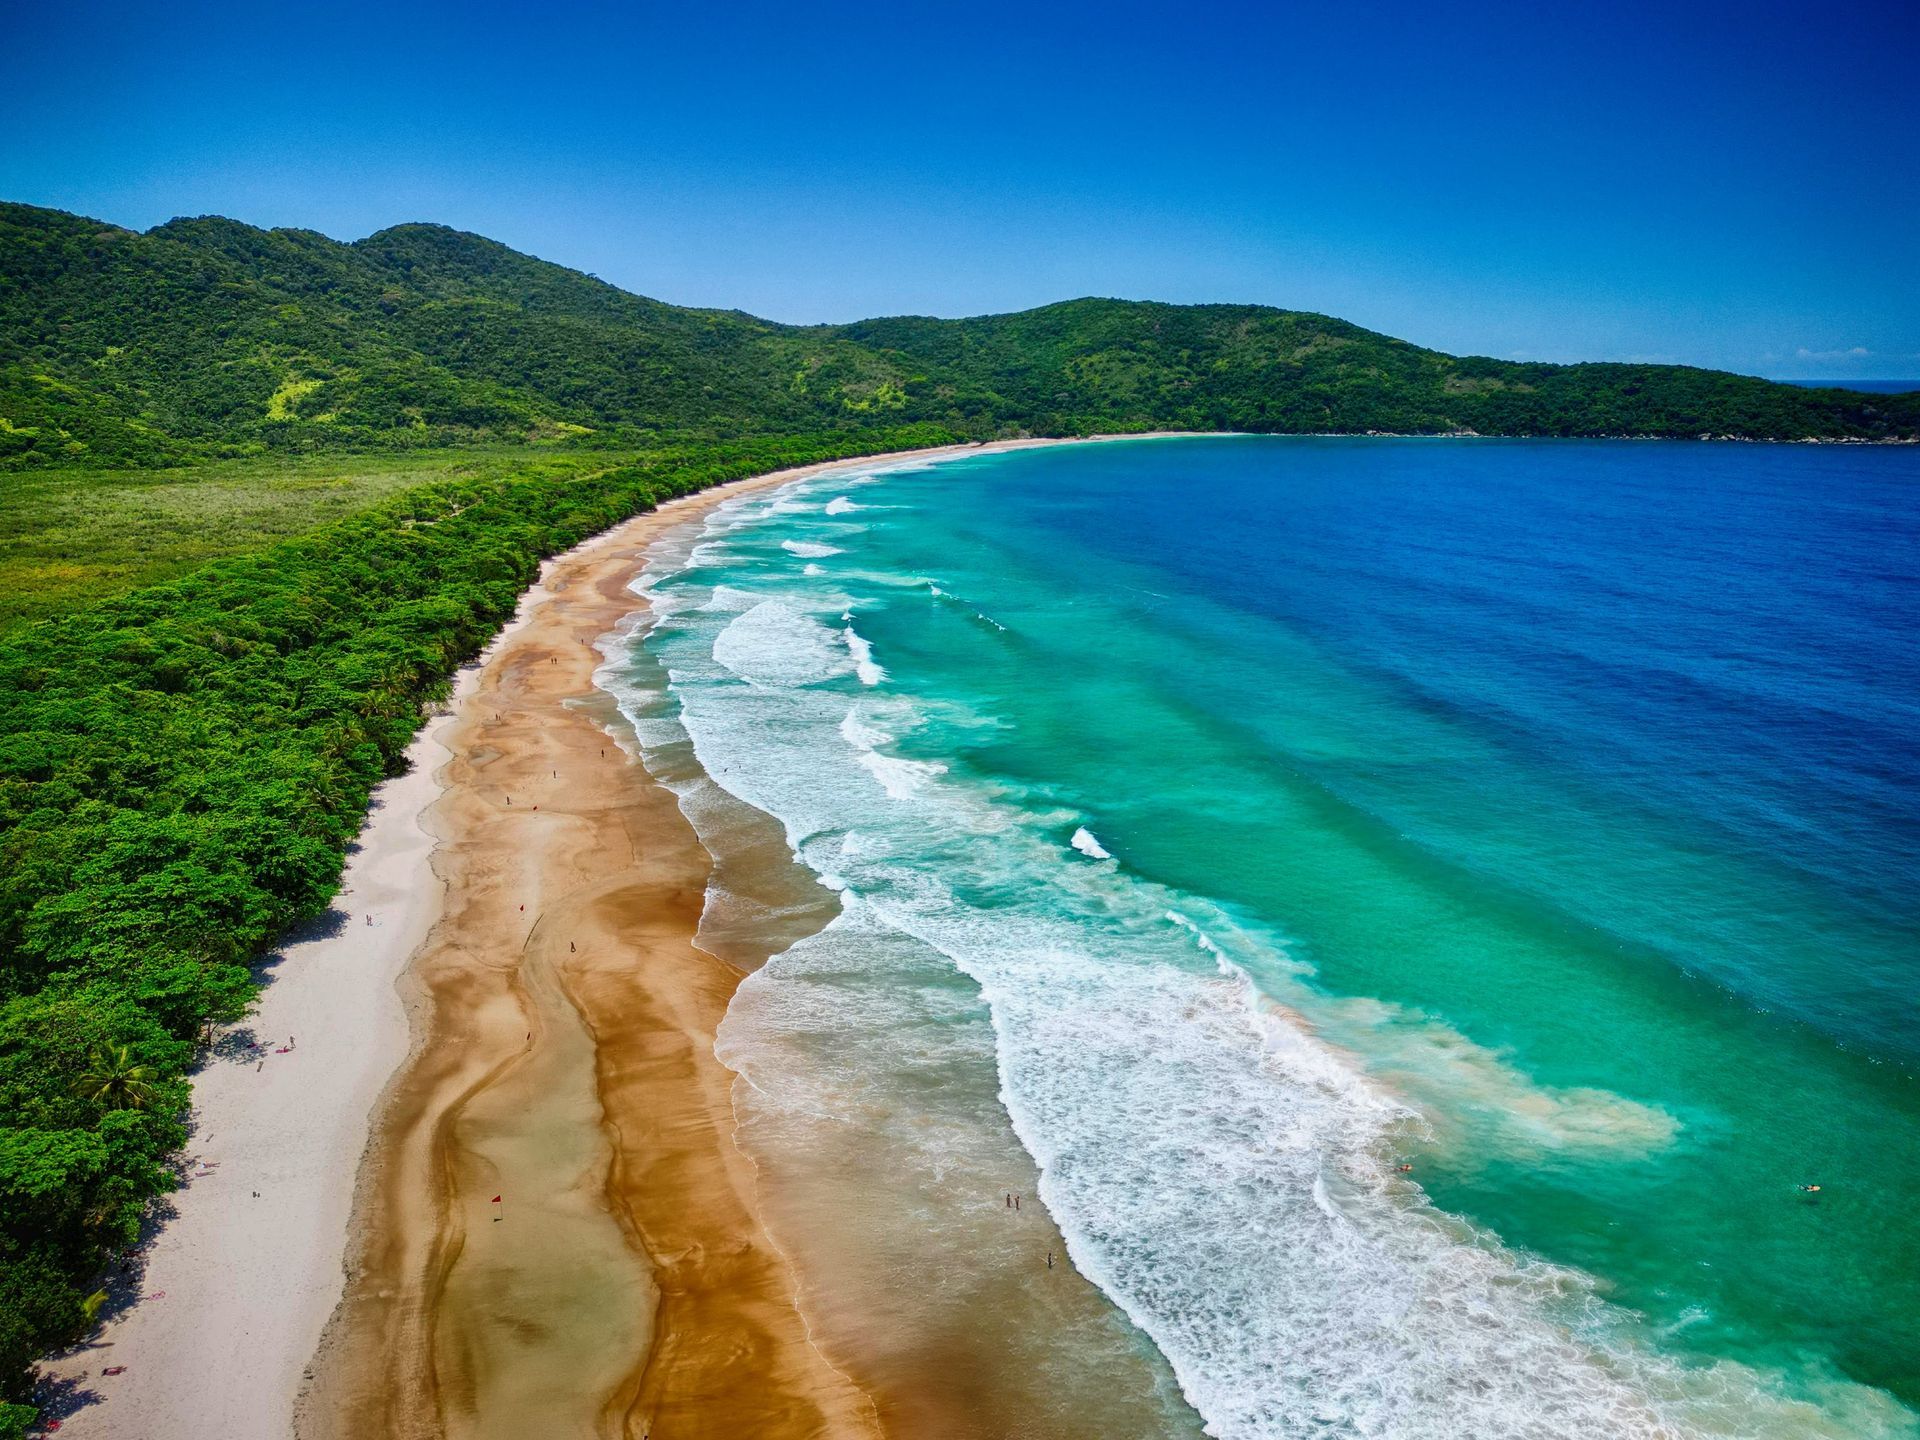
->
xmin=5 ymin=0 xmax=1914 ymax=377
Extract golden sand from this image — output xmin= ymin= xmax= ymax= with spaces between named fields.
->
xmin=297 ymin=459 xmax=903 ymax=1440
xmin=298 ymin=438 xmax=1203 ymax=1440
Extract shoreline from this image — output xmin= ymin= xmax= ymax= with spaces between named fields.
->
xmin=294 ymin=449 xmax=895 ymax=1440
xmin=33 ymin=436 xmax=1081 ymax=1440
xmin=31 ymin=427 xmax=1920 ymax=1440
xmin=297 ymin=435 xmax=1116 ymax=1438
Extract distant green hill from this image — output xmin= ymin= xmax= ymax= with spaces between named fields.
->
xmin=2 ymin=200 xmax=1913 ymax=467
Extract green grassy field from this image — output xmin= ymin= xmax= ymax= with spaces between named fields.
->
xmin=0 ymin=446 xmax=636 ymax=632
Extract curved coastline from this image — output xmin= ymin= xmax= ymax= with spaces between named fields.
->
xmin=36 ymin=431 xmax=1918 ymax=1438
xmin=615 ymin=435 xmax=1920 ymax=1440
xmin=287 ymin=438 xmax=1108 ymax=1438
xmin=295 ymin=452 xmax=881 ymax=1439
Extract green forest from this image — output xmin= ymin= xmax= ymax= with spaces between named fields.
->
xmin=0 ymin=197 xmax=1915 ymax=1433
xmin=4 ymin=200 xmax=1915 ymax=469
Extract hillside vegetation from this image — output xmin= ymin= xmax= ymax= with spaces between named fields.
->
xmin=3 ymin=200 xmax=1914 ymax=469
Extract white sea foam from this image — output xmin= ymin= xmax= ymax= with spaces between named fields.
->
xmin=857 ymin=882 xmax=1880 ymax=1440
xmin=700 ymin=584 xmax=767 ymax=614
xmin=782 ymin=539 xmax=844 ymax=558
xmin=838 ymin=707 xmax=892 ymax=752
xmin=711 ymin=600 xmax=851 ymax=688
xmin=841 ymin=622 xmax=887 ymax=686
xmin=824 ymin=495 xmax=860 ymax=515
xmin=839 ymin=703 xmax=944 ymax=799
xmin=1166 ymin=908 xmax=1229 ymax=959
xmin=1070 ymin=826 xmax=1112 ymax=860
xmin=803 ymin=562 xmax=825 ymax=576
xmin=858 ymin=750 xmax=945 ymax=800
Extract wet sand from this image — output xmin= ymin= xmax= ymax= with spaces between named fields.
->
xmin=297 ymin=441 xmax=1078 ymax=1440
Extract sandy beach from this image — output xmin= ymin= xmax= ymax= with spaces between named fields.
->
xmin=294 ymin=450 xmax=901 ymax=1440
xmin=35 ymin=438 xmax=1105 ymax=1440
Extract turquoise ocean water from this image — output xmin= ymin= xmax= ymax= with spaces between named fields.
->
xmin=611 ymin=437 xmax=1920 ymax=1438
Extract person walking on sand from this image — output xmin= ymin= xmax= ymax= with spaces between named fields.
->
xmin=1046 ymin=1250 xmax=1054 ymax=1270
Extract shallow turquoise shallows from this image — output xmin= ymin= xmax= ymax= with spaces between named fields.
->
xmin=621 ymin=437 xmax=1920 ymax=1439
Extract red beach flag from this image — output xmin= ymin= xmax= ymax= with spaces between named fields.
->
xmin=492 ymin=1195 xmax=502 ymax=1203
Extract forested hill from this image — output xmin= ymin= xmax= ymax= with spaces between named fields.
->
xmin=2 ymin=198 xmax=1915 ymax=469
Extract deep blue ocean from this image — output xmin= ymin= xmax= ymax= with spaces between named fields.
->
xmin=616 ymin=437 xmax=1920 ymax=1438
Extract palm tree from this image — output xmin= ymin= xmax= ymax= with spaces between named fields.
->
xmin=73 ymin=1045 xmax=157 ymax=1112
